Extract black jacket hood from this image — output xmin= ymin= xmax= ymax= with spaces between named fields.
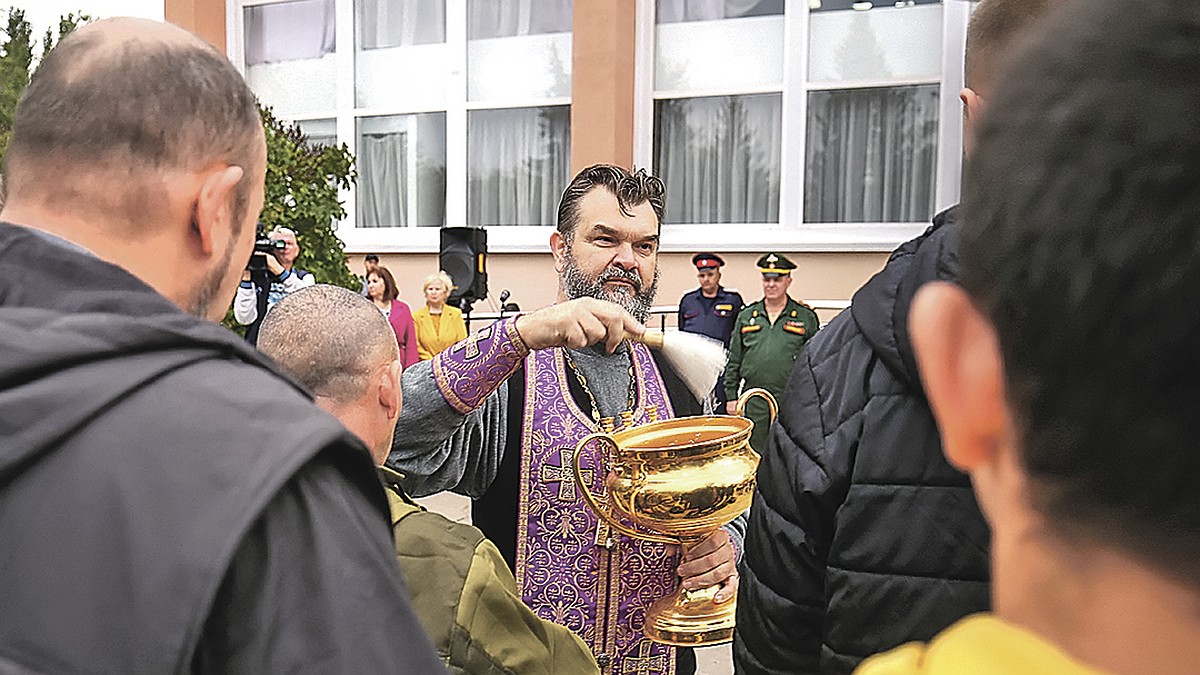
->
xmin=850 ymin=206 xmax=960 ymax=391
xmin=0 ymin=221 xmax=306 ymax=484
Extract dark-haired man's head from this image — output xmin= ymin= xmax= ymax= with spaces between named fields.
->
xmin=912 ymin=0 xmax=1200 ymax=670
xmin=0 ymin=18 xmax=265 ymax=321
xmin=364 ymin=254 xmax=380 ymax=275
xmin=551 ymin=164 xmax=664 ymax=322
xmin=961 ymin=0 xmax=1067 ymax=156
xmin=258 ymin=285 xmax=402 ymax=463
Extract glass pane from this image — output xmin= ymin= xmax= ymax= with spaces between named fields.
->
xmin=654 ymin=93 xmax=781 ymax=224
xmin=297 ymin=118 xmax=337 ymax=148
xmin=468 ymin=106 xmax=570 ymax=227
xmin=355 ymin=0 xmax=448 ymax=108
xmin=657 ymin=0 xmax=783 ymax=24
xmin=244 ymin=0 xmax=335 ymax=65
xmin=467 ymin=0 xmax=572 ymax=39
xmin=467 ymin=0 xmax=572 ymax=102
xmin=809 ymin=2 xmax=942 ymax=83
xmin=357 ymin=113 xmax=447 ymax=228
xmin=804 ymin=84 xmax=939 ymax=223
xmin=244 ymin=0 xmax=336 ymax=116
xmin=356 ymin=0 xmax=444 ymax=48
xmin=655 ymin=13 xmax=783 ymax=92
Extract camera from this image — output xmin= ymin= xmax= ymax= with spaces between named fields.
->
xmin=246 ymin=226 xmax=286 ymax=272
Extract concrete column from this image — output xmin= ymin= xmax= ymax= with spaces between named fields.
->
xmin=570 ymin=0 xmax=638 ymax=173
xmin=165 ymin=0 xmax=226 ymax=53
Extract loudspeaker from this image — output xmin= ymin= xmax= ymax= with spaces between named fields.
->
xmin=439 ymin=227 xmax=488 ymax=306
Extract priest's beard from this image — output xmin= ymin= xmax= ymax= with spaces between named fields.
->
xmin=560 ymin=244 xmax=660 ymax=323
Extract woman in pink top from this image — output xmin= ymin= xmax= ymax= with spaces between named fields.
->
xmin=366 ymin=265 xmax=418 ymax=368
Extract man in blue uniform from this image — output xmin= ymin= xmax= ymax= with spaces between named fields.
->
xmin=679 ymin=253 xmax=744 ymax=406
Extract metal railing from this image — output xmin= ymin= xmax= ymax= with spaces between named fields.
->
xmin=464 ymin=300 xmax=851 ymax=332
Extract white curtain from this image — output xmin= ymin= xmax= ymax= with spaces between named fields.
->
xmin=358 ymin=132 xmax=409 ymax=228
xmin=356 ymin=0 xmax=445 ymax=49
xmin=656 ymin=0 xmax=783 ymax=23
xmin=467 ymin=0 xmax=572 ymax=39
xmin=804 ymin=84 xmax=939 ymax=223
xmin=654 ymin=93 xmax=782 ymax=224
xmin=468 ymin=106 xmax=570 ymax=226
xmin=244 ymin=0 xmax=336 ymax=65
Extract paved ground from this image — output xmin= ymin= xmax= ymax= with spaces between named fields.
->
xmin=416 ymin=491 xmax=735 ymax=674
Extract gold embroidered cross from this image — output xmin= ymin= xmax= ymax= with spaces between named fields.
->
xmin=541 ymin=447 xmax=592 ymax=502
xmin=452 ymin=326 xmax=491 ymax=360
xmin=622 ymin=641 xmax=667 ymax=673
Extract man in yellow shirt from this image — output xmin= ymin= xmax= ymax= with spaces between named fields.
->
xmin=859 ymin=1 xmax=1200 ymax=673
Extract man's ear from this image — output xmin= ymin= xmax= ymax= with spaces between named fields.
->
xmin=960 ymin=86 xmax=985 ymax=158
xmin=192 ymin=165 xmax=246 ymax=257
xmin=550 ymin=230 xmax=567 ymax=273
xmin=378 ymin=359 xmax=403 ymax=421
xmin=909 ymin=282 xmax=1007 ymax=472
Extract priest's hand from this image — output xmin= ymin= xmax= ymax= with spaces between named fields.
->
xmin=677 ymin=528 xmax=738 ymax=603
xmin=514 ymin=297 xmax=645 ymax=354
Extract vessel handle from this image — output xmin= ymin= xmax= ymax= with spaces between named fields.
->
xmin=735 ymin=387 xmax=779 ymax=427
xmin=574 ymin=432 xmax=681 ymax=546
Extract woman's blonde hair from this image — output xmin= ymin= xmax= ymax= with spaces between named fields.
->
xmin=422 ymin=270 xmax=454 ymax=296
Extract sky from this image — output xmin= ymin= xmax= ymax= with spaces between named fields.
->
xmin=7 ymin=0 xmax=163 ymax=37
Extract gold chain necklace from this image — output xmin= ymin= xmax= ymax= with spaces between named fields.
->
xmin=562 ymin=347 xmax=637 ymax=426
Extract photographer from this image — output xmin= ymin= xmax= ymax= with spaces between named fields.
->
xmin=235 ymin=226 xmax=314 ymax=344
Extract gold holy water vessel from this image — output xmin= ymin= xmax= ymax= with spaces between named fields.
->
xmin=572 ymin=388 xmax=777 ymax=646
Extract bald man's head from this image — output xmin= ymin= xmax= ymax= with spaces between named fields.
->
xmin=258 ymin=285 xmax=400 ymax=404
xmin=3 ymin=18 xmax=263 ymax=232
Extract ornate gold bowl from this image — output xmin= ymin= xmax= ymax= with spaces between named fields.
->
xmin=574 ymin=388 xmax=776 ymax=646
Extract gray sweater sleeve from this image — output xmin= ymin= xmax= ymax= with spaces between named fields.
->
xmin=385 ymin=359 xmax=510 ymax=499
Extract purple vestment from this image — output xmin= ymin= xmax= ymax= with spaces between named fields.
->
xmin=516 ymin=345 xmax=680 ymax=674
xmin=431 ymin=317 xmax=681 ymax=674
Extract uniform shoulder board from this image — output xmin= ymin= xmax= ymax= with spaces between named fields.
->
xmin=797 ymin=300 xmax=815 ymax=311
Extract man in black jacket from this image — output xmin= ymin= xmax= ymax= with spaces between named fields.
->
xmin=0 ymin=18 xmax=442 ymax=674
xmin=734 ymin=1 xmax=1066 ymax=673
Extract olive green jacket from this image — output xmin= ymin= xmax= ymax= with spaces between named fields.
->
xmin=724 ymin=296 xmax=819 ymax=450
xmin=380 ymin=468 xmax=600 ymax=675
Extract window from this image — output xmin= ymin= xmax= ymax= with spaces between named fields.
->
xmin=646 ymin=0 xmax=963 ymax=242
xmin=805 ymin=1 xmax=943 ymax=223
xmin=233 ymin=0 xmax=573 ymax=249
xmin=468 ymin=106 xmax=570 ymax=226
xmin=357 ymin=113 xmax=447 ymax=228
xmin=243 ymin=0 xmax=336 ymax=116
xmin=652 ymin=0 xmax=784 ymax=225
xmin=655 ymin=94 xmax=781 ymax=224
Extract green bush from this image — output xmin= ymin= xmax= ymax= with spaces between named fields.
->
xmin=258 ymin=105 xmax=358 ymax=291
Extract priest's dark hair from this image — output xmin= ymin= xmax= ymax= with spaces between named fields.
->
xmin=556 ymin=164 xmax=666 ymax=242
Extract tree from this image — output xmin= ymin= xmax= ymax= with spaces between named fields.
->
xmin=258 ymin=105 xmax=358 ymax=290
xmin=0 ymin=8 xmax=88 ymax=161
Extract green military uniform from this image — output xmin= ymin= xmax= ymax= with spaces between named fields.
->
xmin=379 ymin=467 xmax=600 ymax=675
xmin=724 ymin=253 xmax=820 ymax=452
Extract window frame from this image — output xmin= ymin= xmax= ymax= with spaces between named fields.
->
xmin=636 ymin=0 xmax=972 ymax=253
xmin=228 ymin=0 xmax=572 ymax=253
xmin=228 ymin=0 xmax=970 ymax=253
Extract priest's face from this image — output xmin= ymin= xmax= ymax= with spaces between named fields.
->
xmin=555 ymin=187 xmax=660 ymax=322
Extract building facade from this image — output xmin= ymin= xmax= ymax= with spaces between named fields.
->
xmin=166 ymin=0 xmax=976 ymax=321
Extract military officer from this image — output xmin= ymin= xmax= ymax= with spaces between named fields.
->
xmin=679 ymin=253 xmax=744 ymax=407
xmin=724 ymin=253 xmax=820 ymax=452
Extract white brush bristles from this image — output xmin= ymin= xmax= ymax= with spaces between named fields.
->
xmin=640 ymin=330 xmax=727 ymax=407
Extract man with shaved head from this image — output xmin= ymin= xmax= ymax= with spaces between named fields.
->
xmin=259 ymin=285 xmax=600 ymax=674
xmin=0 ymin=18 xmax=442 ymax=674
